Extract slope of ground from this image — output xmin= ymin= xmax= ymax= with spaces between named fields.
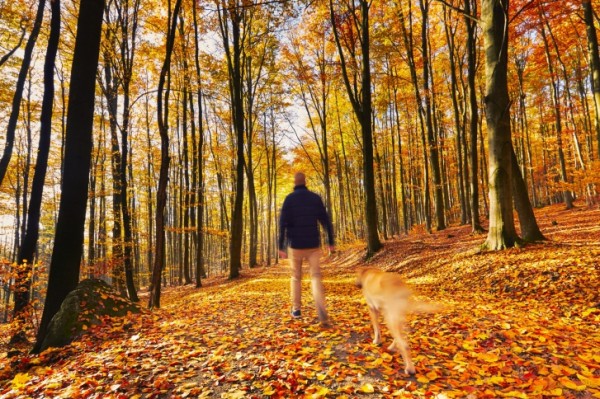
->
xmin=1 ymin=204 xmax=599 ymax=398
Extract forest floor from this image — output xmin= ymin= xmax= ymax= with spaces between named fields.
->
xmin=1 ymin=204 xmax=599 ymax=398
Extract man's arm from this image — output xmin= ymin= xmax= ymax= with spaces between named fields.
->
xmin=317 ymin=197 xmax=335 ymax=250
xmin=278 ymin=198 xmax=289 ymax=258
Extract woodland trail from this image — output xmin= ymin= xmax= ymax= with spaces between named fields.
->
xmin=1 ymin=204 xmax=600 ymax=398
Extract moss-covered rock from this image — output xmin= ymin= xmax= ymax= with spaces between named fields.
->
xmin=39 ymin=279 xmax=141 ymax=352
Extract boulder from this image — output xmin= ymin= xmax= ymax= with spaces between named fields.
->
xmin=39 ymin=279 xmax=141 ymax=352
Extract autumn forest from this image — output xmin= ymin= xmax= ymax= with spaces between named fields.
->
xmin=1 ymin=0 xmax=600 ymax=397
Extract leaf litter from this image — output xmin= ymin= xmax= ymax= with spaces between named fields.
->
xmin=1 ymin=204 xmax=599 ymax=398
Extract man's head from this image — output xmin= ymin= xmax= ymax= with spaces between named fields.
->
xmin=294 ymin=172 xmax=306 ymax=186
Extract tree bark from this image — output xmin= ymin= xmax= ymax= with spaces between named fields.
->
xmin=397 ymin=2 xmax=432 ymax=232
xmin=330 ymin=0 xmax=381 ymax=257
xmin=420 ymin=0 xmax=445 ymax=231
xmin=481 ymin=0 xmax=521 ymax=250
xmin=465 ymin=0 xmax=484 ymax=233
xmin=510 ymin=147 xmax=545 ymax=242
xmin=33 ymin=0 xmax=105 ymax=353
xmin=11 ymin=0 xmax=60 ymax=342
xmin=148 ymin=0 xmax=182 ymax=309
xmin=118 ymin=0 xmax=142 ymax=302
xmin=192 ymin=1 xmax=205 ymax=286
xmin=0 ymin=0 xmax=46 ymax=187
xmin=584 ymin=0 xmax=600 ymax=159
xmin=538 ymin=12 xmax=573 ymax=209
xmin=216 ymin=1 xmax=245 ymax=279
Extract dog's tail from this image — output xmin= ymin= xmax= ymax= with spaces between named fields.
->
xmin=408 ymin=299 xmax=443 ymax=313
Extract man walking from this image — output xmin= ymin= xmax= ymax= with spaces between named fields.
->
xmin=278 ymin=172 xmax=334 ymax=325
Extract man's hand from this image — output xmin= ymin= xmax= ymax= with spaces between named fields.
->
xmin=279 ymin=250 xmax=287 ymax=259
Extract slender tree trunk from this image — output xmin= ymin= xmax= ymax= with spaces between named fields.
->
xmin=511 ymin=147 xmax=545 ymax=242
xmin=397 ymin=2 xmax=431 ymax=232
xmin=482 ymin=0 xmax=520 ymax=250
xmin=114 ymin=0 xmax=141 ymax=302
xmin=443 ymin=8 xmax=467 ymax=225
xmin=192 ymin=1 xmax=205 ymax=285
xmin=11 ymin=0 xmax=60 ymax=343
xmin=33 ymin=0 xmax=105 ymax=353
xmin=330 ymin=0 xmax=381 ymax=256
xmin=102 ymin=55 xmax=126 ymax=295
xmin=420 ymin=0 xmax=445 ymax=230
xmin=144 ymin=90 xmax=154 ymax=284
xmin=148 ymin=0 xmax=182 ymax=309
xmin=584 ymin=0 xmax=600 ymax=159
xmin=539 ymin=15 xmax=573 ymax=209
xmin=465 ymin=0 xmax=483 ymax=233
xmin=0 ymin=0 xmax=46 ymax=187
xmin=217 ymin=1 xmax=245 ymax=279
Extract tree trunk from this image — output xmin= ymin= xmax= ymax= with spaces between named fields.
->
xmin=148 ymin=0 xmax=182 ymax=309
xmin=481 ymin=0 xmax=520 ymax=250
xmin=465 ymin=0 xmax=483 ymax=233
xmin=11 ymin=0 xmax=60 ymax=343
xmin=192 ymin=1 xmax=205 ymax=286
xmin=102 ymin=55 xmax=126 ymax=295
xmin=33 ymin=0 xmax=105 ymax=353
xmin=0 ymin=0 xmax=46 ymax=187
xmin=510 ymin=147 xmax=545 ymax=242
xmin=584 ymin=0 xmax=600 ymax=159
xmin=443 ymin=7 xmax=468 ymax=225
xmin=330 ymin=0 xmax=381 ymax=256
xmin=539 ymin=14 xmax=573 ymax=209
xmin=118 ymin=0 xmax=141 ymax=300
xmin=216 ymin=1 xmax=245 ymax=279
xmin=397 ymin=2 xmax=431 ymax=232
xmin=420 ymin=0 xmax=445 ymax=231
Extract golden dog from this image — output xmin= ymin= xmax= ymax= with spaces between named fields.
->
xmin=356 ymin=268 xmax=439 ymax=375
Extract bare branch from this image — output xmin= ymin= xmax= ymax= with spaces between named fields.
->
xmin=433 ymin=0 xmax=480 ymax=24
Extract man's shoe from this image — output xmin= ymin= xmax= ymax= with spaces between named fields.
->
xmin=290 ymin=309 xmax=301 ymax=319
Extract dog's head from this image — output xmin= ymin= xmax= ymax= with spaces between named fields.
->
xmin=355 ymin=268 xmax=376 ymax=289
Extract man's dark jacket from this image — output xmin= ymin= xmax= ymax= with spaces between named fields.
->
xmin=278 ymin=185 xmax=334 ymax=250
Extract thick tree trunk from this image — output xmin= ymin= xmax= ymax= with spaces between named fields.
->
xmin=33 ymin=0 xmax=105 ymax=353
xmin=482 ymin=0 xmax=521 ymax=250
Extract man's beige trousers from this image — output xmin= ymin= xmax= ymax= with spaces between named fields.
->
xmin=290 ymin=248 xmax=329 ymax=322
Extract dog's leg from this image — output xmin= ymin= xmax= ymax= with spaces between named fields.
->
xmin=387 ymin=313 xmax=415 ymax=375
xmin=367 ymin=306 xmax=381 ymax=345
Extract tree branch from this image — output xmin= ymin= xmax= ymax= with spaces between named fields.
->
xmin=433 ymin=0 xmax=480 ymax=24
